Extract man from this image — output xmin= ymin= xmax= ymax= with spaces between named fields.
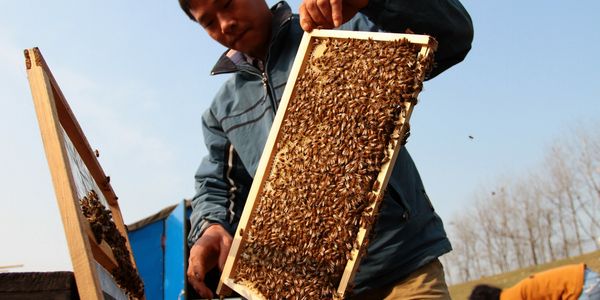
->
xmin=178 ymin=0 xmax=473 ymax=298
xmin=469 ymin=263 xmax=600 ymax=300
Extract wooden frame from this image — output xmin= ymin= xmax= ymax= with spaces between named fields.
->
xmin=217 ymin=30 xmax=436 ymax=299
xmin=24 ymin=48 xmax=144 ymax=300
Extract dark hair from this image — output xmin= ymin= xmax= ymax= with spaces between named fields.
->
xmin=468 ymin=284 xmax=502 ymax=300
xmin=178 ymin=0 xmax=196 ymax=21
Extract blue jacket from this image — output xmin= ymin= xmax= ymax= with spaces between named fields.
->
xmin=189 ymin=0 xmax=473 ymax=294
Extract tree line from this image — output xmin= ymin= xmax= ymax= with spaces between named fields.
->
xmin=441 ymin=123 xmax=600 ymax=284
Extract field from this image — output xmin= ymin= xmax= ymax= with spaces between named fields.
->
xmin=449 ymin=250 xmax=600 ymax=300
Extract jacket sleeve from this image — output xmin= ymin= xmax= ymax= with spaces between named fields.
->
xmin=187 ymin=107 xmax=235 ymax=246
xmin=355 ymin=0 xmax=474 ymax=78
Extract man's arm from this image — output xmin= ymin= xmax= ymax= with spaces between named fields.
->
xmin=187 ymin=108 xmax=234 ymax=298
xmin=362 ymin=0 xmax=473 ymax=77
xmin=300 ymin=0 xmax=474 ymax=78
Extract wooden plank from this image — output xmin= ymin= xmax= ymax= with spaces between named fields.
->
xmin=217 ymin=29 xmax=436 ymax=299
xmin=41 ymin=56 xmax=118 ymax=207
xmin=39 ymin=49 xmax=139 ymax=277
xmin=25 ymin=48 xmax=104 ymax=300
xmin=25 ymin=48 xmax=145 ymax=300
xmin=336 ymin=99 xmax=415 ymax=295
xmin=310 ymin=29 xmax=437 ymax=47
xmin=83 ymin=221 xmax=119 ymax=270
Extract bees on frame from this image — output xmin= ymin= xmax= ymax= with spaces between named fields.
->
xmin=231 ymin=36 xmax=433 ymax=299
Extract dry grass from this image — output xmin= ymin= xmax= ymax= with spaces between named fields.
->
xmin=449 ymin=250 xmax=600 ymax=300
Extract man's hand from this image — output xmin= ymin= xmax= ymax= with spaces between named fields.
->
xmin=299 ymin=0 xmax=369 ymax=32
xmin=187 ymin=224 xmax=233 ymax=299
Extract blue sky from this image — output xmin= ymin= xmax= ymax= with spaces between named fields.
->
xmin=1 ymin=1 xmax=599 ymax=272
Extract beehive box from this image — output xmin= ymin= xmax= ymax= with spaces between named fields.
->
xmin=218 ymin=29 xmax=436 ymax=299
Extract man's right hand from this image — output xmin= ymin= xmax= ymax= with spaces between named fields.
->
xmin=299 ymin=0 xmax=369 ymax=32
xmin=187 ymin=224 xmax=233 ymax=299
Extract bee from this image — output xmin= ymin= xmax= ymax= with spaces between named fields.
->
xmin=373 ymin=180 xmax=381 ymax=192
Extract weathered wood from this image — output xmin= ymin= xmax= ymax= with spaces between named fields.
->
xmin=0 ymin=271 xmax=79 ymax=300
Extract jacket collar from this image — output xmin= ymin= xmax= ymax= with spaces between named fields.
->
xmin=210 ymin=1 xmax=293 ymax=75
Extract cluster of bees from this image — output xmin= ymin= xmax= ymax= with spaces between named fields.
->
xmin=232 ymin=37 xmax=433 ymax=299
xmin=80 ymin=190 xmax=145 ymax=299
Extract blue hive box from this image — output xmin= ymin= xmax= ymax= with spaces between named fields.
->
xmin=127 ymin=200 xmax=189 ymax=300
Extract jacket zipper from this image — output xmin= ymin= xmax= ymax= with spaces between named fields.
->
xmin=261 ymin=15 xmax=293 ymax=114
xmin=213 ymin=14 xmax=294 ymax=114
xmin=262 ymin=72 xmax=277 ymax=113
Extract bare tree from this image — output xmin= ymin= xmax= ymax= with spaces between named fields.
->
xmin=482 ymin=186 xmax=514 ymax=272
xmin=569 ymin=125 xmax=600 ymax=249
xmin=543 ymin=144 xmax=582 ymax=257
xmin=496 ymin=183 xmax=526 ymax=269
xmin=443 ymin=122 xmax=600 ymax=283
xmin=544 ymin=211 xmax=557 ymax=260
xmin=448 ymin=216 xmax=479 ymax=282
xmin=573 ymin=124 xmax=600 ymax=200
xmin=513 ymin=176 xmax=544 ymax=265
xmin=528 ymin=172 xmax=557 ymax=264
xmin=474 ymin=193 xmax=502 ymax=275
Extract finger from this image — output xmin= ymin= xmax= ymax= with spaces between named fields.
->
xmin=330 ymin=0 xmax=343 ymax=27
xmin=189 ymin=248 xmax=218 ymax=280
xmin=218 ymin=244 xmax=230 ymax=271
xmin=304 ymin=0 xmax=331 ymax=28
xmin=187 ymin=244 xmax=218 ymax=298
xmin=217 ymin=232 xmax=233 ymax=270
xmin=194 ymin=281 xmax=214 ymax=299
xmin=299 ymin=3 xmax=316 ymax=32
xmin=315 ymin=0 xmax=333 ymax=26
xmin=187 ymin=268 xmax=214 ymax=298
